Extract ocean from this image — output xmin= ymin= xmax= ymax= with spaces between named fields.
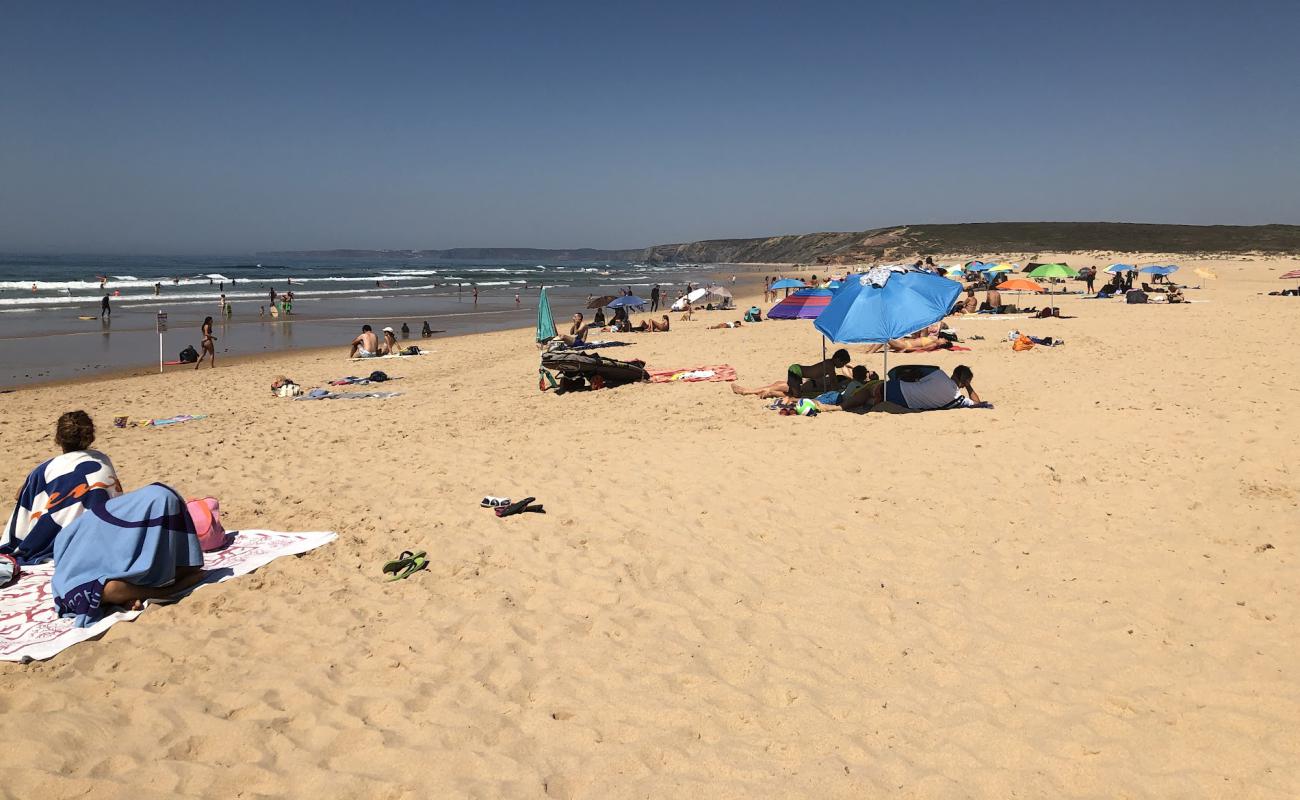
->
xmin=0 ymin=253 xmax=722 ymax=387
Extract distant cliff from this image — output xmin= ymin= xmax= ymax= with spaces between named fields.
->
xmin=262 ymin=222 xmax=1300 ymax=265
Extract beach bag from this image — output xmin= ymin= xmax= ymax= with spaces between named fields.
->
xmin=186 ymin=497 xmax=227 ymax=552
xmin=402 ymin=346 xmax=421 ymax=356
xmin=1126 ymin=290 xmax=1148 ymax=304
xmin=0 ymin=553 xmax=17 ymax=588
xmin=1012 ymin=334 xmax=1036 ymax=352
xmin=179 ymin=345 xmax=199 ymax=363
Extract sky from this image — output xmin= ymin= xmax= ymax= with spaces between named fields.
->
xmin=1 ymin=0 xmax=1298 ymax=253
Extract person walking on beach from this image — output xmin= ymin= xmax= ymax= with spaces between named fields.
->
xmin=651 ymin=284 xmax=660 ymax=312
xmin=100 ymin=294 xmax=111 ymax=319
xmin=515 ymin=292 xmax=521 ymax=308
xmin=1084 ymin=266 xmax=1096 ymax=293
xmin=197 ymin=317 xmax=217 ymax=369
xmin=154 ymin=282 xmax=161 ymax=296
xmin=473 ymin=286 xmax=479 ymax=306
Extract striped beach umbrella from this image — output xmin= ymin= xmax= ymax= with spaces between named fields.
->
xmin=1278 ymin=269 xmax=1300 ymax=280
xmin=769 ymin=287 xmax=833 ymax=319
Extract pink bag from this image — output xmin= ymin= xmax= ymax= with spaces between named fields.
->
xmin=186 ymin=497 xmax=227 ymax=552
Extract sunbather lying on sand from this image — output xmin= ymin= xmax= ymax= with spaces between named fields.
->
xmin=841 ymin=365 xmax=982 ymax=411
xmin=732 ymin=349 xmax=851 ymax=398
xmin=708 ymin=320 xmax=743 ymax=329
xmin=635 ymin=315 xmax=671 ymax=332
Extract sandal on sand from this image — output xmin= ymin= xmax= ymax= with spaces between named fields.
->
xmin=495 ymin=497 xmax=537 ymax=517
xmin=386 ymin=552 xmax=428 ymax=581
xmin=480 ymin=496 xmax=511 ymax=508
xmin=382 ymin=550 xmax=426 ymax=577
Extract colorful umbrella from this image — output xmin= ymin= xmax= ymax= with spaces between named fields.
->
xmin=814 ymin=269 xmax=961 ymax=378
xmin=770 ymin=278 xmax=806 ymax=290
xmin=1279 ymin=269 xmax=1300 ymax=280
xmin=536 ymin=287 xmax=556 ymax=343
xmin=1027 ymin=264 xmax=1079 ymax=313
xmin=998 ymin=279 xmax=1045 ymax=292
xmin=769 ymin=288 xmax=833 ymax=319
xmin=982 ymin=264 xmax=1014 ymax=273
xmin=607 ymin=295 xmax=647 ymax=308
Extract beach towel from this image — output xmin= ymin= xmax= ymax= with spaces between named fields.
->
xmin=2 ymin=450 xmax=122 ymax=566
xmin=553 ymin=340 xmax=631 ymax=351
xmin=349 ymin=350 xmax=423 ymax=361
xmin=148 ymin=414 xmax=207 ymax=427
xmin=1 ymin=528 xmax=336 ymax=662
xmin=51 ymin=483 xmax=204 ymax=627
xmin=647 ymin=365 xmax=738 ymax=383
xmin=295 ymin=390 xmax=403 ymax=400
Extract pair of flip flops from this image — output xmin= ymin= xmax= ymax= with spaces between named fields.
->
xmin=382 ymin=550 xmax=428 ymax=581
xmin=495 ymin=496 xmax=545 ymax=517
xmin=480 ymin=496 xmax=511 ymax=508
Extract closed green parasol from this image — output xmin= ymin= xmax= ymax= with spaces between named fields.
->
xmin=536 ymin=286 xmax=556 ymax=343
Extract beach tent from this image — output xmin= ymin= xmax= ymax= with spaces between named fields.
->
xmin=769 ymin=287 xmax=833 ymax=319
xmin=814 ymin=268 xmax=961 ymax=379
xmin=536 ymin=287 xmax=556 ymax=343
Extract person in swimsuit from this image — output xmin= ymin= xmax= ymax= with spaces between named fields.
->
xmin=380 ymin=327 xmax=400 ymax=355
xmin=556 ymin=313 xmax=593 ymax=346
xmin=846 ymin=365 xmax=981 ymax=411
xmin=196 ymin=317 xmax=216 ymax=369
xmin=707 ymin=320 xmax=742 ymax=329
xmin=349 ymin=324 xmax=379 ymax=358
xmin=732 ymin=349 xmax=851 ymax=399
xmin=421 ymin=320 xmax=433 ymax=337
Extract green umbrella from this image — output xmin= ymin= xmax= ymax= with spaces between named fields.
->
xmin=1026 ymin=264 xmax=1079 ymax=314
xmin=536 ymin=286 xmax=556 ymax=343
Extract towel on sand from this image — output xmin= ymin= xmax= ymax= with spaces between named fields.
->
xmin=647 ymin=365 xmax=737 ymax=383
xmin=2 ymin=450 xmax=122 ymax=566
xmin=296 ymin=390 xmax=403 ymax=400
xmin=1 ymin=529 xmax=336 ymax=662
xmin=52 ymin=483 xmax=204 ymax=627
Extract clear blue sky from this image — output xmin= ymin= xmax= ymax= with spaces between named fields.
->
xmin=2 ymin=0 xmax=1297 ymax=253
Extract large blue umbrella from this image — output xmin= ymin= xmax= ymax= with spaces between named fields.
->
xmin=1140 ymin=265 xmax=1178 ymax=275
xmin=770 ymin=278 xmax=806 ymax=290
xmin=607 ymin=295 xmax=647 ymax=308
xmin=814 ymin=269 xmax=961 ymax=378
xmin=1106 ymin=264 xmax=1136 ymax=273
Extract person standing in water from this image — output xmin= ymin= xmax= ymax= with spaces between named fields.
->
xmin=100 ymin=294 xmax=111 ymax=319
xmin=473 ymin=285 xmax=479 ymax=306
xmin=197 ymin=317 xmax=217 ymax=369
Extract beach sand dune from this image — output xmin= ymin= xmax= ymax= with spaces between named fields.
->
xmin=2 ymin=255 xmax=1297 ymax=798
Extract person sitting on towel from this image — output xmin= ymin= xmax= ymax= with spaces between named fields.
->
xmin=636 ymin=315 xmax=671 ymax=332
xmin=845 ymin=364 xmax=981 ymax=412
xmin=556 ymin=313 xmax=594 ymax=346
xmin=593 ymin=308 xmax=606 ymax=327
xmin=732 ymin=349 xmax=851 ymax=399
xmin=380 ymin=326 xmax=400 ymax=355
xmin=980 ymin=288 xmax=1003 ymax=313
xmin=3 ymin=411 xmax=123 ymax=565
xmin=953 ymin=287 xmax=979 ymax=314
xmin=349 ymin=325 xmax=379 ymax=358
xmin=51 ymin=482 xmax=208 ymax=627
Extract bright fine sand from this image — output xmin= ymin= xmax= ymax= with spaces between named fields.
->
xmin=2 ymin=254 xmax=1297 ymax=799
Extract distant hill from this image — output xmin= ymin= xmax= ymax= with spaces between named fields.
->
xmin=263 ymin=222 xmax=1300 ymax=265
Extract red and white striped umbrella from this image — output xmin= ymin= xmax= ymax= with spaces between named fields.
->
xmin=1279 ymin=269 xmax=1300 ymax=280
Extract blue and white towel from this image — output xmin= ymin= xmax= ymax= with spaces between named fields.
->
xmin=52 ymin=483 xmax=203 ymax=627
xmin=2 ymin=449 xmax=122 ymax=565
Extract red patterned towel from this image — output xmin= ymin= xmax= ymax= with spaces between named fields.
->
xmin=647 ymin=365 xmax=737 ymax=383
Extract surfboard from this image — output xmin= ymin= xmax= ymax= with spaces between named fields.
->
xmin=77 ymin=315 xmax=98 ymax=320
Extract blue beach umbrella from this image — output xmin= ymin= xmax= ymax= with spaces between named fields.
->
xmin=814 ymin=269 xmax=961 ymax=378
xmin=770 ymin=278 xmax=806 ymax=290
xmin=1106 ymin=264 xmax=1136 ymax=274
xmin=1140 ymin=265 xmax=1179 ymax=275
xmin=607 ymin=295 xmax=647 ymax=309
xmin=536 ymin=286 xmax=556 ymax=343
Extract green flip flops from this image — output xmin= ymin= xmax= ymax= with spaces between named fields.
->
xmin=382 ymin=550 xmax=428 ymax=581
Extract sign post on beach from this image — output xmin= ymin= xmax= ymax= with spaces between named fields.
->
xmin=156 ymin=311 xmax=167 ymax=373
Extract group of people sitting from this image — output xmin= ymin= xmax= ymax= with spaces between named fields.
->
xmin=554 ymin=312 xmax=671 ymax=347
xmin=348 ymin=324 xmax=426 ymax=358
xmin=732 ymin=348 xmax=985 ymax=412
xmin=2 ymin=412 xmax=210 ymax=627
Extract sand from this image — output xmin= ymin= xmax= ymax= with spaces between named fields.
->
xmin=1 ymin=254 xmax=1297 ymax=798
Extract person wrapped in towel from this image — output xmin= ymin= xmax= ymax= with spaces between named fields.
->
xmin=52 ymin=482 xmax=207 ymax=628
xmin=2 ymin=411 xmax=122 ymax=565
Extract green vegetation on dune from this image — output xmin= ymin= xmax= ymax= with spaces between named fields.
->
xmin=265 ymin=222 xmax=1300 ymax=265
